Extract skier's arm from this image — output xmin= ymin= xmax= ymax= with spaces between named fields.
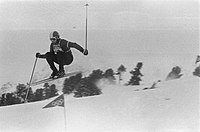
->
xmin=68 ymin=42 xmax=88 ymax=55
xmin=68 ymin=42 xmax=84 ymax=52
xmin=36 ymin=53 xmax=46 ymax=58
xmin=39 ymin=54 xmax=46 ymax=58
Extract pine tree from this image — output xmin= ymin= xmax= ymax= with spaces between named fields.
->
xmin=166 ymin=66 xmax=183 ymax=80
xmin=63 ymin=70 xmax=103 ymax=98
xmin=63 ymin=73 xmax=82 ymax=94
xmin=43 ymin=83 xmax=51 ymax=99
xmin=116 ymin=65 xmax=126 ymax=84
xmin=34 ymin=89 xmax=44 ymax=101
xmin=26 ymin=88 xmax=34 ymax=102
xmin=104 ymin=68 xmax=116 ymax=80
xmin=0 ymin=94 xmax=6 ymax=106
xmin=0 ymin=96 xmax=3 ymax=106
xmin=193 ymin=65 xmax=200 ymax=77
xmin=6 ymin=93 xmax=21 ymax=105
xmin=15 ymin=83 xmax=34 ymax=102
xmin=74 ymin=77 xmax=102 ymax=97
xmin=49 ymin=84 xmax=58 ymax=98
xmin=0 ymin=93 xmax=21 ymax=106
xmin=74 ymin=78 xmax=89 ymax=97
xmin=128 ymin=62 xmax=143 ymax=85
xmin=68 ymin=70 xmax=103 ymax=98
xmin=15 ymin=84 xmax=27 ymax=99
xmin=88 ymin=69 xmax=104 ymax=82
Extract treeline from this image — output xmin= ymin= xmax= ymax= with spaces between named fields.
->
xmin=62 ymin=62 xmax=144 ymax=97
xmin=62 ymin=68 xmax=116 ymax=97
xmin=0 ymin=62 xmax=144 ymax=106
xmin=0 ymin=83 xmax=58 ymax=106
xmin=2 ymin=60 xmax=198 ymax=107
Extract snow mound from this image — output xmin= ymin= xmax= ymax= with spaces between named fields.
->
xmin=0 ymin=75 xmax=199 ymax=132
xmin=66 ymin=76 xmax=199 ymax=132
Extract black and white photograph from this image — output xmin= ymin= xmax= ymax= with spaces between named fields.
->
xmin=0 ymin=0 xmax=199 ymax=132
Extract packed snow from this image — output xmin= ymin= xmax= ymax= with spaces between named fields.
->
xmin=0 ymin=74 xmax=199 ymax=132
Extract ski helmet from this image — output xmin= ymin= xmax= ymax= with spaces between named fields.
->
xmin=49 ymin=31 xmax=60 ymax=39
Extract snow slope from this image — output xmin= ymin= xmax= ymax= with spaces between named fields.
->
xmin=0 ymin=75 xmax=199 ymax=132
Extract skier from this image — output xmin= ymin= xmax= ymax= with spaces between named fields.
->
xmin=36 ymin=31 xmax=88 ymax=78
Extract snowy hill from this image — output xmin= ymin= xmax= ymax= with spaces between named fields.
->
xmin=0 ymin=75 xmax=199 ymax=132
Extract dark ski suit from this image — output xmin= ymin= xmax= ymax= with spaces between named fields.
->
xmin=39 ymin=38 xmax=85 ymax=73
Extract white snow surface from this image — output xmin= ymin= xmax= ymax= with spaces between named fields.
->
xmin=0 ymin=75 xmax=199 ymax=132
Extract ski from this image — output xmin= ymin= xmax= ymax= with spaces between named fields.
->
xmin=31 ymin=71 xmax=82 ymax=86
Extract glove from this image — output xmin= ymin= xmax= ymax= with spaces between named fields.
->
xmin=36 ymin=52 xmax=41 ymax=58
xmin=83 ymin=49 xmax=88 ymax=55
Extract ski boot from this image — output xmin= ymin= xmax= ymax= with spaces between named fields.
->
xmin=50 ymin=70 xmax=59 ymax=79
xmin=58 ymin=65 xmax=65 ymax=77
xmin=58 ymin=70 xmax=65 ymax=77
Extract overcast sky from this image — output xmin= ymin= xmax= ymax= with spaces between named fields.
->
xmin=0 ymin=0 xmax=198 ymax=30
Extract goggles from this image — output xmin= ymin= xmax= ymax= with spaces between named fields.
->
xmin=50 ymin=37 xmax=57 ymax=41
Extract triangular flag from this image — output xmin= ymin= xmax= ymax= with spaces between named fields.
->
xmin=43 ymin=94 xmax=64 ymax=109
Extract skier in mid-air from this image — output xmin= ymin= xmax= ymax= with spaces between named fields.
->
xmin=36 ymin=31 xmax=88 ymax=78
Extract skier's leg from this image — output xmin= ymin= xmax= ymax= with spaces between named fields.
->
xmin=56 ymin=52 xmax=65 ymax=74
xmin=45 ymin=52 xmax=58 ymax=76
xmin=63 ymin=53 xmax=73 ymax=65
xmin=57 ymin=52 xmax=73 ymax=74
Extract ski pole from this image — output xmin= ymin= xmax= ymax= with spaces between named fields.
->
xmin=24 ymin=56 xmax=38 ymax=102
xmin=85 ymin=4 xmax=89 ymax=50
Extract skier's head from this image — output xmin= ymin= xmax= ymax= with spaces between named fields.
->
xmin=49 ymin=31 xmax=60 ymax=42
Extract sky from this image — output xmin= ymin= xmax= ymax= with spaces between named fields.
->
xmin=0 ymin=0 xmax=199 ymax=86
xmin=0 ymin=0 xmax=198 ymax=30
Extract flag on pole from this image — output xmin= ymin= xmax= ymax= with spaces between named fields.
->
xmin=43 ymin=94 xmax=68 ymax=132
xmin=43 ymin=94 xmax=64 ymax=109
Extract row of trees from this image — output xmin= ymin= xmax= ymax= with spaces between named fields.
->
xmin=63 ymin=69 xmax=115 ymax=97
xmin=0 ymin=62 xmax=144 ymax=106
xmin=62 ymin=62 xmax=144 ymax=97
xmin=1 ymin=58 xmax=199 ymax=107
xmin=62 ymin=61 xmax=200 ymax=98
xmin=0 ymin=83 xmax=58 ymax=106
